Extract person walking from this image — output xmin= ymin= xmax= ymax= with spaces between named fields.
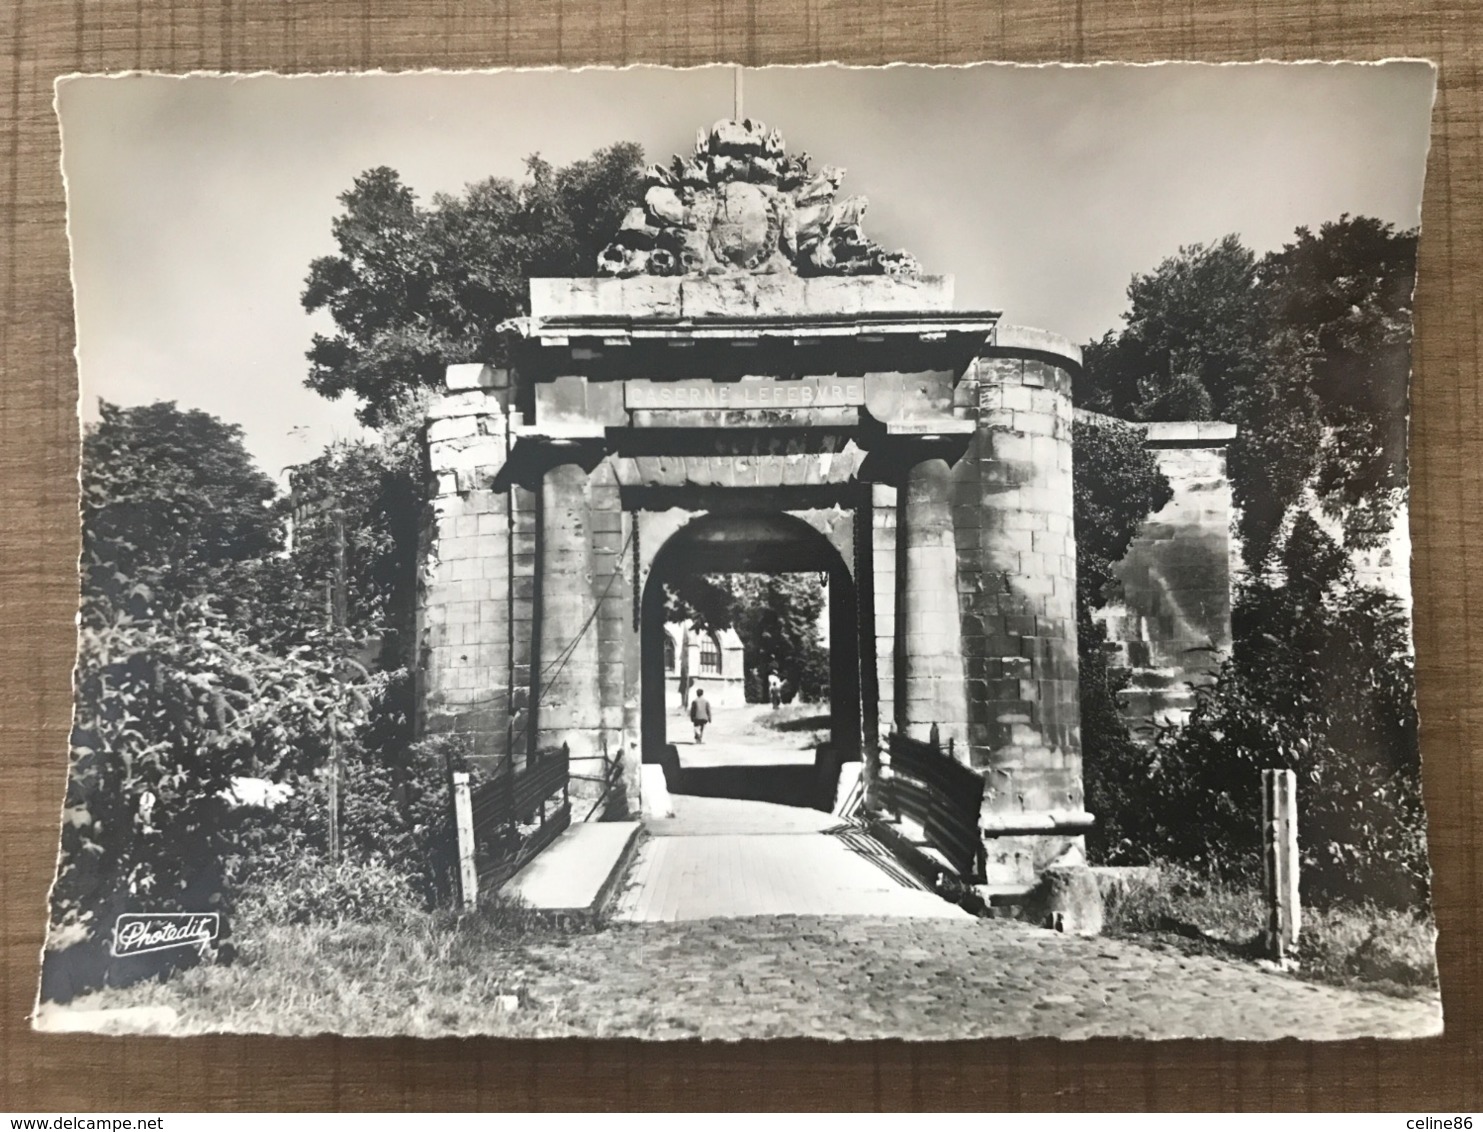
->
xmin=689 ymin=686 xmax=712 ymax=743
xmin=767 ymin=671 xmax=782 ymax=710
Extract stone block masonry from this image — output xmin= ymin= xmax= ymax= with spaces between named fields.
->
xmin=406 ymin=120 xmax=1258 ymax=915
xmin=416 ymin=375 xmax=517 ymax=778
xmin=955 ymin=330 xmax=1086 ymax=887
xmin=415 ymin=255 xmax=1232 ymax=902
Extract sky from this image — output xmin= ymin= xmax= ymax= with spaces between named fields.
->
xmin=58 ymin=62 xmax=1436 ymax=479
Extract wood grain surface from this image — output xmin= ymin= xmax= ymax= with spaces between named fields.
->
xmin=2 ymin=1 xmax=1479 ymax=1112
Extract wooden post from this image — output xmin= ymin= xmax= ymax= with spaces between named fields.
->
xmin=452 ymin=771 xmax=478 ymax=911
xmin=326 ymin=727 xmax=341 ymax=866
xmin=327 ymin=508 xmax=347 ymax=865
xmin=1262 ymin=768 xmax=1300 ymax=960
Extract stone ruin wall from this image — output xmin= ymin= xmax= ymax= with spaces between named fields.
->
xmin=1089 ymin=417 xmax=1238 ymax=733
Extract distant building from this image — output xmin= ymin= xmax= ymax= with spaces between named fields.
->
xmin=664 ymin=621 xmax=746 ymax=709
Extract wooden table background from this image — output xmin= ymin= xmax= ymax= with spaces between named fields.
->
xmin=2 ymin=0 xmax=1480 ymax=1111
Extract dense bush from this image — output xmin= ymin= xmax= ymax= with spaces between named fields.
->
xmin=57 ymin=587 xmax=358 ymax=944
xmin=56 ymin=402 xmax=447 ymax=967
xmin=260 ymin=722 xmax=466 ymax=909
xmin=1138 ymin=517 xmax=1425 ymax=908
xmin=1091 ymin=515 xmax=1427 ymax=911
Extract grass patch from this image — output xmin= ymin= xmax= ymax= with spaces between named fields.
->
xmin=1295 ymin=903 xmax=1439 ymax=993
xmin=43 ymin=885 xmax=607 ymax=1037
xmin=1101 ymin=862 xmax=1438 ymax=996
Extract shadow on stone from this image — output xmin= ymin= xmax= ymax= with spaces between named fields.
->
xmin=760 ymin=711 xmax=833 ymax=734
xmin=666 ymin=762 xmax=830 ymax=811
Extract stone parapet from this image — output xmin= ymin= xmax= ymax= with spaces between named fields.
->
xmin=529 ymin=273 xmax=960 ymax=322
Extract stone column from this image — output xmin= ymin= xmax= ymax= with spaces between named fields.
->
xmin=963 ymin=329 xmax=1089 ymax=888
xmin=898 ymin=451 xmax=971 ymax=750
xmin=535 ymin=460 xmax=603 ymax=786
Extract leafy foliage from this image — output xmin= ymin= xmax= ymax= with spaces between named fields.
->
xmin=302 ymin=147 xmax=644 ymax=426
xmin=1078 ymin=235 xmax=1265 ymax=421
xmin=259 ymin=721 xmax=464 ymax=908
xmin=56 ymin=402 xmax=438 ymax=966
xmin=1076 ymin=217 xmax=1427 ymax=911
xmin=665 ymin=572 xmax=830 ymax=703
xmin=1140 ymin=516 xmax=1426 ymax=908
xmin=1262 ymin=216 xmax=1417 ymax=541
xmin=282 ymin=415 xmax=426 ymax=664
xmin=1073 ymin=418 xmax=1174 ymax=612
xmin=1071 ymin=418 xmax=1173 ymax=862
xmin=57 ymin=591 xmax=359 ymax=939
xmin=1079 ymin=216 xmax=1418 ymax=571
xmin=83 ymin=401 xmax=280 ymax=611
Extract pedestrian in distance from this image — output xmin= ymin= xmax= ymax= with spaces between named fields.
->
xmin=768 ymin=671 xmax=782 ymax=710
xmin=689 ymin=686 xmax=712 ymax=743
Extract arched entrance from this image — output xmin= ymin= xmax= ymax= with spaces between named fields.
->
xmin=639 ymin=511 xmax=862 ymax=782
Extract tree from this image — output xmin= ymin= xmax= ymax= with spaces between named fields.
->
xmin=1073 ymin=418 xmax=1174 ymax=613
xmin=302 ymin=146 xmax=644 ymax=426
xmin=82 ymin=401 xmax=280 ymax=613
xmin=664 ymin=572 xmax=830 ymax=703
xmin=282 ymin=419 xmax=424 ymax=665
xmin=1071 ymin=418 xmax=1173 ymax=861
xmin=56 ymin=596 xmax=358 ymax=938
xmin=1080 ymin=236 xmax=1266 ymax=421
xmin=1078 ymin=218 xmax=1419 ymax=572
xmin=1260 ymin=215 xmax=1417 ymax=543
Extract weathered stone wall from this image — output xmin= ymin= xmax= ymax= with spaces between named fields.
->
xmin=416 ymin=365 xmax=515 ymax=777
xmin=1097 ymin=421 xmax=1236 ymax=732
xmin=953 ymin=329 xmax=1085 ymax=887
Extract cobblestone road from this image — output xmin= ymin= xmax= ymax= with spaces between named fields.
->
xmin=506 ymin=914 xmax=1442 ymax=1041
xmin=586 ymin=721 xmax=1442 ymax=1041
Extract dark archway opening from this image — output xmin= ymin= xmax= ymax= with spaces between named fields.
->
xmin=640 ymin=512 xmax=861 ymax=813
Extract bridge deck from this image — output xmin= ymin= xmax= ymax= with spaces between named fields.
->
xmin=614 ymin=708 xmax=969 ymax=922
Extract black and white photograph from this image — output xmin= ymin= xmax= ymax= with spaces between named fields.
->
xmin=35 ymin=61 xmax=1441 ymax=1041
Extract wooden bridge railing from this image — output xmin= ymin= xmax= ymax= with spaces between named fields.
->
xmin=878 ymin=727 xmax=986 ymax=882
xmin=453 ymin=743 xmax=571 ymax=908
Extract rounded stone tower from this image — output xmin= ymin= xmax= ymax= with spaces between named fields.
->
xmin=954 ymin=325 xmax=1089 ymax=888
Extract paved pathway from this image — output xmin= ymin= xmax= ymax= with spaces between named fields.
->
xmin=613 ymin=796 xmax=970 ymax=921
xmin=617 ymin=709 xmax=964 ymax=921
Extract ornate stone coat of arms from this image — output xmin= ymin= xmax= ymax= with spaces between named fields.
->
xmin=597 ymin=118 xmax=921 ymax=278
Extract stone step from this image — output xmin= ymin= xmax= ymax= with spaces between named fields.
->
xmin=499 ymin=820 xmax=642 ymax=920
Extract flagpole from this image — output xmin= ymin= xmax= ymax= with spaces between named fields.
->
xmin=733 ymin=65 xmax=743 ymax=121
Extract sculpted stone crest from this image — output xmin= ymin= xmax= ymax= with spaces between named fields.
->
xmin=597 ymin=118 xmax=921 ymax=278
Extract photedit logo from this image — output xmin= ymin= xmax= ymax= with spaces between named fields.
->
xmin=111 ymin=912 xmax=220 ymax=958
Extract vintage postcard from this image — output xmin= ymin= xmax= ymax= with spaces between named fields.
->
xmin=36 ymin=62 xmax=1441 ymax=1040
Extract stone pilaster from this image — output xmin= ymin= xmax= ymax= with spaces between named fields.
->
xmin=899 ymin=455 xmax=971 ymax=749
xmin=535 ymin=460 xmax=604 ymax=796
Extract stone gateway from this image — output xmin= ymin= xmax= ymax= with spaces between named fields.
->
xmin=415 ymin=118 xmax=1233 ymax=893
